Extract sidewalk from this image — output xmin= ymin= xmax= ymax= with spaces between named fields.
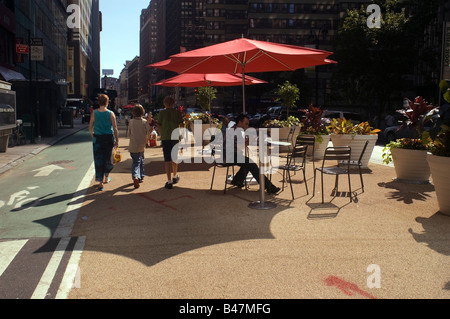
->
xmin=0 ymin=118 xmax=88 ymax=176
xmin=1 ymin=120 xmax=448 ymax=298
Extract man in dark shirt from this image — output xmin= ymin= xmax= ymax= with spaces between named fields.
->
xmin=223 ymin=114 xmax=280 ymax=194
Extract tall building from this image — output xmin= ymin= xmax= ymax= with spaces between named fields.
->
xmin=128 ymin=56 xmax=140 ymax=103
xmin=9 ymin=0 xmax=70 ymax=138
xmin=67 ymin=0 xmax=101 ymax=100
xmin=0 ymin=0 xmax=24 ymax=81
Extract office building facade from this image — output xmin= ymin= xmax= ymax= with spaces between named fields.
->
xmin=67 ymin=0 xmax=101 ymax=100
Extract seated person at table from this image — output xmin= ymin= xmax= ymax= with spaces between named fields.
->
xmin=223 ymin=113 xmax=280 ymax=194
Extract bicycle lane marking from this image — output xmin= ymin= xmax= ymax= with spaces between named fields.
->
xmin=31 ymin=163 xmax=94 ymax=299
xmin=53 ymin=162 xmax=95 ymax=238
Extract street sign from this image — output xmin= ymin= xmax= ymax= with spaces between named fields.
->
xmin=15 ymin=43 xmax=29 ymax=54
xmin=30 ymin=38 xmax=44 ymax=61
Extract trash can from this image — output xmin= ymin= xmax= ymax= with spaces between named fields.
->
xmin=61 ymin=108 xmax=74 ymax=128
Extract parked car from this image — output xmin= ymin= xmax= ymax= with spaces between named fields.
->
xmin=185 ymin=107 xmax=203 ymax=115
xmin=258 ymin=106 xmax=305 ymax=125
xmin=322 ymin=110 xmax=362 ymax=125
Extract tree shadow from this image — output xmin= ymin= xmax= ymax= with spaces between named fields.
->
xmin=377 ymin=180 xmax=435 ymax=204
xmin=32 ymin=161 xmax=293 ymax=267
xmin=408 ymin=212 xmax=450 ymax=257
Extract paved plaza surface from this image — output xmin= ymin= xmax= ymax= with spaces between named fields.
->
xmin=1 ymin=120 xmax=449 ymax=299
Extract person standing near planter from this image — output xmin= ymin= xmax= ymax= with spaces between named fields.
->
xmin=156 ymin=96 xmax=184 ymax=189
xmin=89 ymin=94 xmax=119 ymax=191
xmin=128 ymin=104 xmax=151 ymax=189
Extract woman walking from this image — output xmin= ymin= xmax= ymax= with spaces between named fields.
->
xmin=89 ymin=94 xmax=119 ymax=191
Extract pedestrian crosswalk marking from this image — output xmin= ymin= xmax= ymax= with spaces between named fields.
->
xmin=0 ymin=240 xmax=28 ymax=277
xmin=56 ymin=236 xmax=86 ymax=299
xmin=31 ymin=237 xmax=71 ymax=299
xmin=0 ymin=237 xmax=85 ymax=299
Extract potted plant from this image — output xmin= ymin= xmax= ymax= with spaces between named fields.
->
xmin=328 ymin=117 xmax=380 ymax=168
xmin=276 ymin=80 xmax=300 ymax=118
xmin=299 ymin=104 xmax=331 ymax=159
xmin=426 ymin=125 xmax=450 ymax=215
xmin=186 ymin=111 xmax=220 ymax=147
xmin=382 ymin=96 xmax=436 ymax=183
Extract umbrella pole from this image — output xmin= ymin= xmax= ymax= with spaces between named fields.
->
xmin=242 ymin=70 xmax=246 ymax=115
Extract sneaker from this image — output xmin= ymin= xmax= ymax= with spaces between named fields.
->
xmin=133 ymin=178 xmax=140 ymax=189
xmin=164 ymin=182 xmax=173 ymax=189
xmin=172 ymin=175 xmax=180 ymax=185
xmin=266 ymin=185 xmax=281 ymax=194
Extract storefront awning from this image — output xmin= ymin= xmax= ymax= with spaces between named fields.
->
xmin=0 ymin=66 xmax=26 ymax=81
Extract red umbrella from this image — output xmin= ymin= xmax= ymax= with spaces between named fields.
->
xmin=154 ymin=73 xmax=267 ymax=87
xmin=149 ymin=37 xmax=336 ymax=114
xmin=122 ymin=104 xmax=135 ymax=110
xmin=154 ymin=73 xmax=267 ymax=113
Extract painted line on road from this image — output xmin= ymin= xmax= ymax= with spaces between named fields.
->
xmin=0 ymin=240 xmax=28 ymax=278
xmin=53 ymin=162 xmax=95 ymax=238
xmin=55 ymin=236 xmax=86 ymax=299
xmin=31 ymin=237 xmax=71 ymax=299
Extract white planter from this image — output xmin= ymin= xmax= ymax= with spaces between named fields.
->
xmin=427 ymin=154 xmax=450 ymax=216
xmin=330 ymin=134 xmax=378 ymax=168
xmin=390 ymin=148 xmax=430 ymax=183
xmin=302 ymin=134 xmax=331 ymax=160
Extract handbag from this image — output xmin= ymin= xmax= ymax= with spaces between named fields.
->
xmin=112 ymin=146 xmax=122 ymax=164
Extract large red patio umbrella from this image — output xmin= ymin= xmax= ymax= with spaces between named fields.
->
xmin=150 ymin=38 xmax=337 ymax=210
xmin=149 ymin=37 xmax=336 ymax=114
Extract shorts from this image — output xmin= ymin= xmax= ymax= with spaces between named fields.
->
xmin=161 ymin=140 xmax=179 ymax=162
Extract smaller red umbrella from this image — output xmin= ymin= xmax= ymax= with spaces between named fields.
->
xmin=154 ymin=73 xmax=267 ymax=113
xmin=122 ymin=104 xmax=135 ymax=110
xmin=154 ymin=73 xmax=267 ymax=87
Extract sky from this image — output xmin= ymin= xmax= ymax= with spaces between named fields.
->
xmin=99 ymin=0 xmax=150 ymax=78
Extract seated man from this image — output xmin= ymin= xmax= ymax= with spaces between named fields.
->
xmin=222 ymin=113 xmax=280 ymax=194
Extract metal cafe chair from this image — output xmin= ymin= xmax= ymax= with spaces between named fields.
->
xmin=270 ymin=143 xmax=309 ymax=200
xmin=338 ymin=140 xmax=369 ymax=193
xmin=297 ymin=135 xmax=316 ymax=170
xmin=313 ymin=146 xmax=352 ymax=203
xmin=210 ymin=147 xmax=249 ymax=194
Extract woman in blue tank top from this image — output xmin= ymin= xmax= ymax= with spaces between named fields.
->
xmin=89 ymin=94 xmax=119 ymax=191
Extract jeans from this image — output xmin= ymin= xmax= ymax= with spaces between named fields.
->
xmin=130 ymin=152 xmax=145 ymax=180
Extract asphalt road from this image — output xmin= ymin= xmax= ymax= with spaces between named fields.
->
xmin=0 ymin=128 xmax=93 ymax=299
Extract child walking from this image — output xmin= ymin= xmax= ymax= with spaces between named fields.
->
xmin=128 ymin=104 xmax=151 ymax=189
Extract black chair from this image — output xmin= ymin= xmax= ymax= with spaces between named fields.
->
xmin=313 ymin=146 xmax=352 ymax=203
xmin=210 ymin=148 xmax=249 ymax=194
xmin=338 ymin=140 xmax=369 ymax=192
xmin=270 ymin=143 xmax=309 ymax=200
xmin=297 ymin=135 xmax=316 ymax=170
